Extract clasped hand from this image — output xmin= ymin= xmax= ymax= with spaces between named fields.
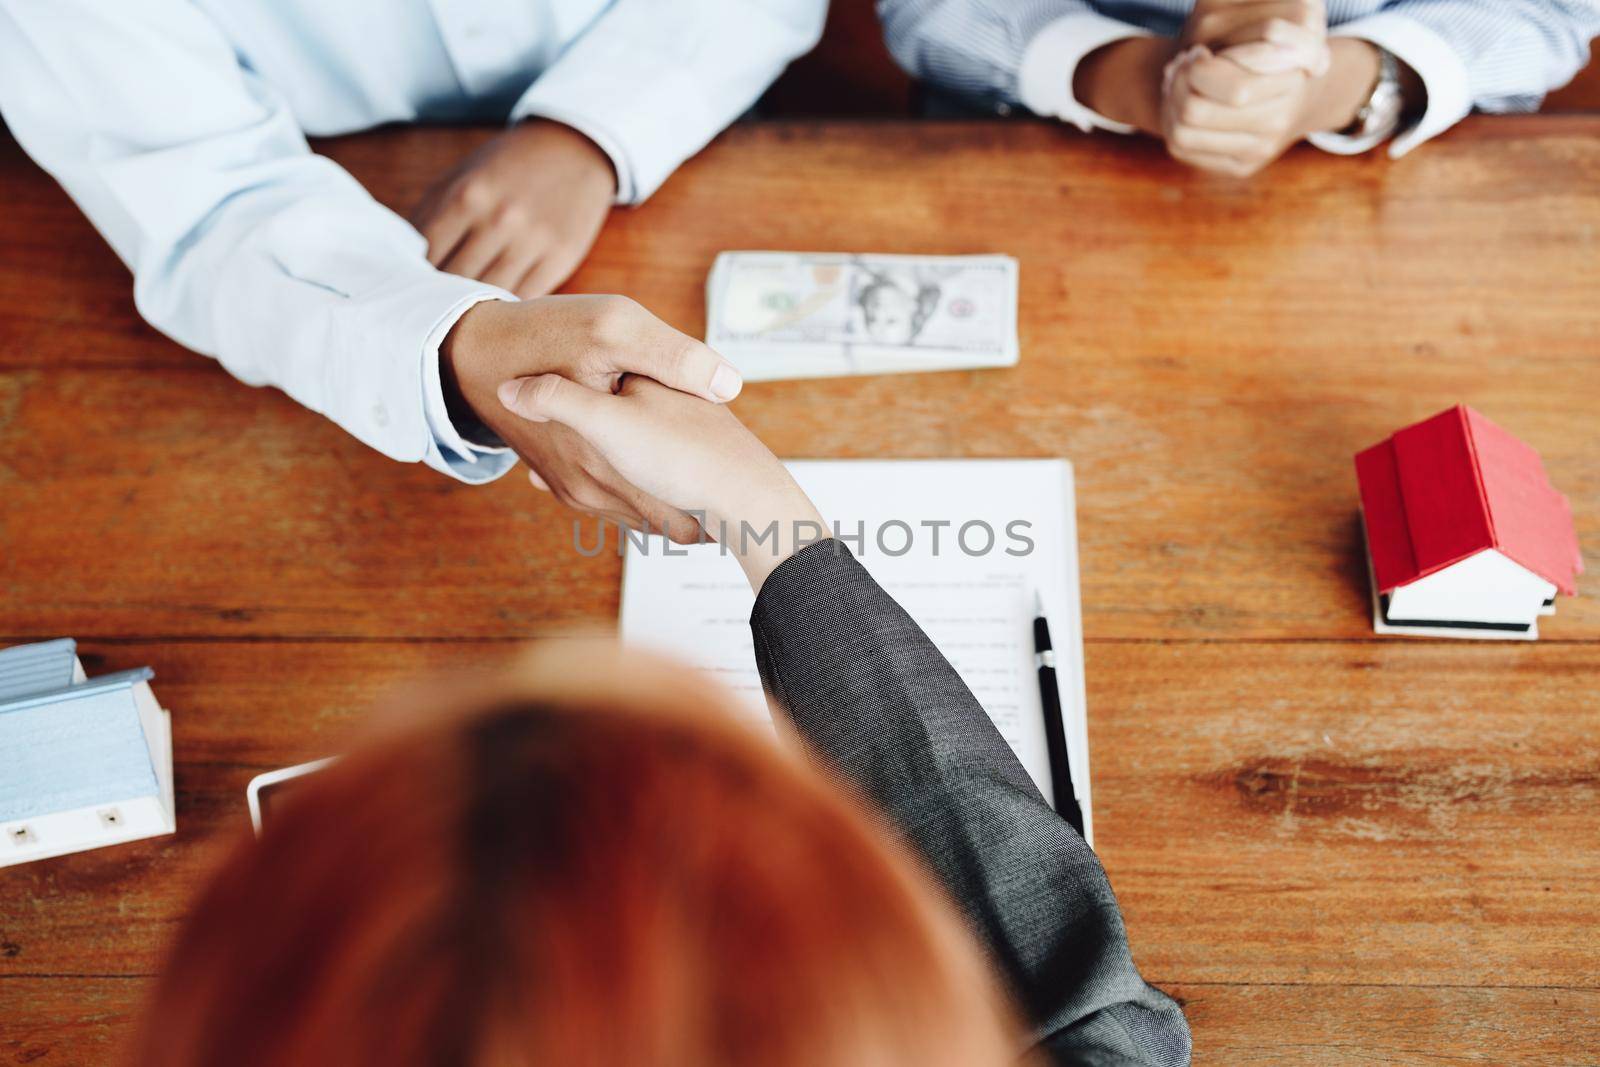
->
xmin=442 ymin=295 xmax=747 ymax=543
xmin=413 ymin=119 xmax=617 ymax=299
xmin=444 ymin=294 xmax=820 ymax=587
xmin=496 ymin=371 xmax=823 ymax=590
xmin=1163 ymin=0 xmax=1331 ymax=177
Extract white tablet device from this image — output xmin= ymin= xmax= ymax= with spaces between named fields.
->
xmin=245 ymin=759 xmax=335 ymax=835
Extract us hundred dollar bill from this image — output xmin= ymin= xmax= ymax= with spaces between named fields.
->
xmin=705 ymin=252 xmax=1019 ymax=381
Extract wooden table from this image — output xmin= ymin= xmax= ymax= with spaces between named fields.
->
xmin=2 ymin=118 xmax=1597 ymax=1065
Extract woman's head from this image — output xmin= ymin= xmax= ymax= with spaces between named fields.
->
xmin=136 ymin=644 xmax=1023 ymax=1067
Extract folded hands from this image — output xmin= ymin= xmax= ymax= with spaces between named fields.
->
xmin=1078 ymin=0 xmax=1383 ymax=177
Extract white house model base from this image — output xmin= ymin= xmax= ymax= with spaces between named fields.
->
xmin=1 ymin=641 xmax=175 ymax=868
xmin=1366 ymin=539 xmax=1556 ymax=641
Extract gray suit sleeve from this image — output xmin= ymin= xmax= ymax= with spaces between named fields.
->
xmin=750 ymin=542 xmax=1190 ymax=1067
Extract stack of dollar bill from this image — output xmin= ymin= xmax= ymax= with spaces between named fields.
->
xmin=705 ymin=251 xmax=1019 ymax=382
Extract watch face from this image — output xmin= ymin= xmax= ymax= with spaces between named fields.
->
xmin=1349 ymin=50 xmax=1404 ymax=142
xmin=1368 ymin=80 xmax=1405 ymax=136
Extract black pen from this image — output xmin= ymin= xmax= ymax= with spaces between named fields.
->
xmin=1033 ymin=591 xmax=1085 ymax=837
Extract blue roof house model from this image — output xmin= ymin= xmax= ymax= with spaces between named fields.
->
xmin=0 ymin=640 xmax=175 ymax=867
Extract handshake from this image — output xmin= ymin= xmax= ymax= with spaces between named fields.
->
xmin=443 ymin=296 xmax=821 ymax=580
xmin=1082 ymin=0 xmax=1380 ymax=177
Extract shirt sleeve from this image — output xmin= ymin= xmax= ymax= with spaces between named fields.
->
xmin=750 ymin=542 xmax=1191 ymax=1067
xmin=420 ymin=295 xmax=518 ymax=480
xmin=878 ymin=0 xmax=1150 ymax=130
xmin=0 ymin=0 xmax=519 ymax=485
xmin=1313 ymin=2 xmax=1600 ymax=158
xmin=508 ymin=0 xmax=827 ymax=205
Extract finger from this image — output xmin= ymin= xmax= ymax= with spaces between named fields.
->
xmin=577 ymin=499 xmax=648 ymax=532
xmin=1253 ymin=21 xmax=1331 ymax=76
xmin=1172 ymin=147 xmax=1270 ymax=178
xmin=417 ymin=205 xmax=474 ymax=269
xmin=613 ymin=484 xmax=703 ymax=544
xmin=516 ymin=246 xmax=586 ymax=299
xmin=544 ymin=465 xmax=645 ymax=528
xmin=1174 ymin=91 xmax=1296 ymax=134
xmin=1208 ymin=17 xmax=1326 ymax=63
xmin=1186 ymin=56 xmax=1306 ymax=104
xmin=620 ymin=332 xmax=743 ymax=406
xmin=498 ymin=373 xmax=619 ymax=434
xmin=640 ymin=338 xmax=743 ymax=404
xmin=581 ymin=489 xmax=681 ymax=541
xmin=583 ymin=297 xmax=744 ymax=402
xmin=481 ymin=245 xmax=543 ymax=294
xmin=513 ymin=258 xmax=559 ymax=300
xmin=1163 ymin=43 xmax=1212 ymax=97
xmin=526 ymin=467 xmax=550 ymax=492
xmin=1167 ymin=122 xmax=1272 ymax=158
xmin=582 ymin=496 xmax=646 ymax=530
xmin=1195 ymin=0 xmax=1324 ymax=35
xmin=1223 ymin=37 xmax=1328 ymax=77
xmin=658 ymin=508 xmax=708 ymax=545
xmin=437 ymin=226 xmax=505 ymax=280
xmin=563 ymin=448 xmax=699 ymax=540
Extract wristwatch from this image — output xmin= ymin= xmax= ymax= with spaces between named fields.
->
xmin=1339 ymin=46 xmax=1405 ymax=145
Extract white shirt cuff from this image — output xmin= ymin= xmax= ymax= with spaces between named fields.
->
xmin=1018 ymin=13 xmax=1150 ymax=135
xmin=280 ymin=268 xmax=519 ymax=485
xmin=510 ymin=69 xmax=714 ymax=206
xmin=1308 ymin=13 xmax=1472 ymax=159
xmin=421 ymin=288 xmax=519 ymax=483
xmin=506 ymin=98 xmax=639 ymax=205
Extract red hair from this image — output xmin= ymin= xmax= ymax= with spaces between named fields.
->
xmin=133 ymin=645 xmax=1025 ymax=1066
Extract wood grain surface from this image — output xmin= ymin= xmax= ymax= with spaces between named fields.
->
xmin=2 ymin=117 xmax=1597 ymax=1065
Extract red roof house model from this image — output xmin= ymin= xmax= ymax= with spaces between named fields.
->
xmin=1355 ymin=405 xmax=1582 ymax=637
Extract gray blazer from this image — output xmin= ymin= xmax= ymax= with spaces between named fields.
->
xmin=750 ymin=543 xmax=1191 ymax=1067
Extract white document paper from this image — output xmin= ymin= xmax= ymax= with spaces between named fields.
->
xmin=705 ymin=252 xmax=1019 ymax=381
xmin=619 ymin=459 xmax=1091 ymax=844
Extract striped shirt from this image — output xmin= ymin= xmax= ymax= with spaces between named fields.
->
xmin=879 ymin=0 xmax=1600 ymax=155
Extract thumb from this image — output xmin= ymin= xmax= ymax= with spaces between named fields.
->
xmin=1164 ymin=44 xmax=1210 ymax=96
xmin=1263 ymin=17 xmax=1329 ymax=57
xmin=1224 ymin=34 xmax=1327 ymax=77
xmin=625 ymin=334 xmax=744 ymax=404
xmin=497 ymin=374 xmax=617 ymax=434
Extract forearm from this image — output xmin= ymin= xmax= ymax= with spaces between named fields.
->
xmin=750 ymin=544 xmax=1190 ymax=1064
xmin=1306 ymin=38 xmax=1395 ymax=133
xmin=0 ymin=0 xmax=512 ymax=481
xmin=1077 ymin=35 xmax=1383 ymax=138
xmin=1073 ymin=36 xmax=1175 ymax=134
xmin=751 ymin=543 xmax=1042 ymax=820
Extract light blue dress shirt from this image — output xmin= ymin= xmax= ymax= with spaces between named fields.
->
xmin=0 ymin=0 xmax=825 ymax=483
xmin=880 ymin=0 xmax=1600 ymax=157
